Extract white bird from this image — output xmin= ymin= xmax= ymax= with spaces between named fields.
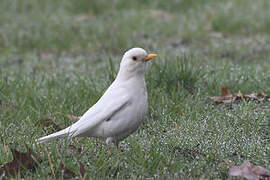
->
xmin=37 ymin=48 xmax=157 ymax=149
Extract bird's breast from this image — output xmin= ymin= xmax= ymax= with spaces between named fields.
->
xmin=96 ymin=85 xmax=148 ymax=138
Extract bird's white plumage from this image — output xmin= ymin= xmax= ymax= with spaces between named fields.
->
xmin=37 ymin=47 xmax=156 ymax=146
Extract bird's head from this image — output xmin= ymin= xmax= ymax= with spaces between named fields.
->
xmin=119 ymin=48 xmax=157 ymax=77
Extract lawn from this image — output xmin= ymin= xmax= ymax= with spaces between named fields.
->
xmin=0 ymin=0 xmax=269 ymax=179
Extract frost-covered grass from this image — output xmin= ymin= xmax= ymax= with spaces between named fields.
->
xmin=0 ymin=0 xmax=270 ymax=179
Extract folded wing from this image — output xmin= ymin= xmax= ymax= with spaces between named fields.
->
xmin=37 ymin=86 xmax=130 ymax=143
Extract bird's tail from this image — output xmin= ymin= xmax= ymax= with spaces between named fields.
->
xmin=37 ymin=127 xmax=75 ymax=144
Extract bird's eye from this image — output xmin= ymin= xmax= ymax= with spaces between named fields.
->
xmin=132 ymin=56 xmax=137 ymax=61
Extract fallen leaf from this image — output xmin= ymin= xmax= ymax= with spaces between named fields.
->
xmin=0 ymin=146 xmax=40 ymax=177
xmin=210 ymin=86 xmax=234 ymax=104
xmin=221 ymin=86 xmax=232 ymax=97
xmin=66 ymin=145 xmax=82 ymax=156
xmin=258 ymin=92 xmax=268 ymax=98
xmin=210 ymin=87 xmax=270 ymax=104
xmin=244 ymin=92 xmax=270 ymax=102
xmin=244 ymin=93 xmax=259 ymax=100
xmin=59 ymin=163 xmax=76 ymax=178
xmin=79 ymin=162 xmax=86 ymax=178
xmin=66 ymin=145 xmax=76 ymax=156
xmin=36 ymin=118 xmax=62 ymax=131
xmin=235 ymin=90 xmax=244 ymax=100
xmin=229 ymin=160 xmax=270 ymax=180
xmin=66 ymin=114 xmax=81 ymax=122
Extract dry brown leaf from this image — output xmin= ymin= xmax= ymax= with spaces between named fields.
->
xmin=66 ymin=145 xmax=82 ymax=156
xmin=210 ymin=86 xmax=234 ymax=104
xmin=210 ymin=86 xmax=270 ymax=104
xmin=221 ymin=86 xmax=232 ymax=97
xmin=0 ymin=146 xmax=40 ymax=177
xmin=59 ymin=163 xmax=76 ymax=178
xmin=36 ymin=118 xmax=62 ymax=131
xmin=235 ymin=90 xmax=244 ymax=100
xmin=258 ymin=92 xmax=268 ymax=98
xmin=244 ymin=93 xmax=258 ymax=100
xmin=257 ymin=92 xmax=270 ymax=101
xmin=209 ymin=96 xmax=234 ymax=104
xmin=79 ymin=162 xmax=86 ymax=178
xmin=229 ymin=160 xmax=270 ymax=180
xmin=66 ymin=114 xmax=81 ymax=122
xmin=243 ymin=92 xmax=270 ymax=102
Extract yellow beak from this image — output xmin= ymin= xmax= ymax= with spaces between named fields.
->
xmin=144 ymin=54 xmax=157 ymax=61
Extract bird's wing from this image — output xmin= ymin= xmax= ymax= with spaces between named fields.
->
xmin=37 ymin=85 xmax=130 ymax=143
xmin=69 ymin=86 xmax=130 ymax=136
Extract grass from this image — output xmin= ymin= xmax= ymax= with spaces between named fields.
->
xmin=0 ymin=0 xmax=270 ymax=179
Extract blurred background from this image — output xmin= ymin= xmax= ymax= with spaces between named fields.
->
xmin=1 ymin=0 xmax=269 ymax=73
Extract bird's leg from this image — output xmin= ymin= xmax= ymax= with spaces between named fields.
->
xmin=115 ymin=142 xmax=121 ymax=153
xmin=107 ymin=148 xmax=112 ymax=154
xmin=105 ymin=138 xmax=121 ymax=153
xmin=106 ymin=137 xmax=113 ymax=154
